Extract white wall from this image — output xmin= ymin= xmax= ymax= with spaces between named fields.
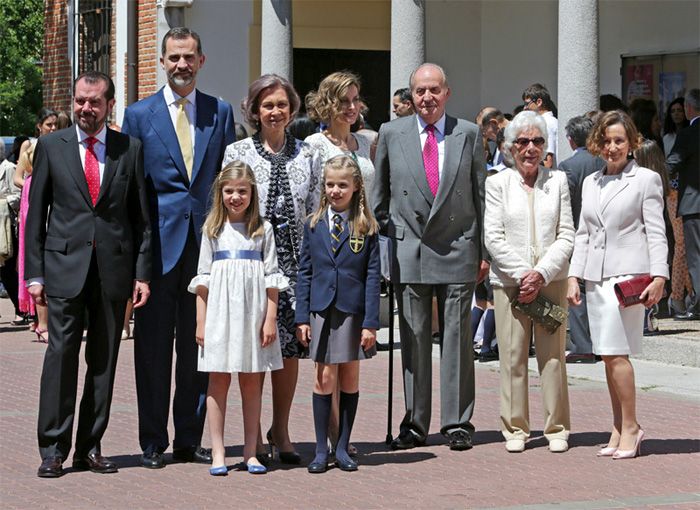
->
xmin=598 ymin=0 xmax=700 ymax=96
xmin=427 ymin=0 xmax=699 ymax=121
xmin=186 ymin=2 xmax=253 ymax=115
xmin=480 ymin=0 xmax=558 ymax=116
xmin=426 ymin=0 xmax=482 ymax=121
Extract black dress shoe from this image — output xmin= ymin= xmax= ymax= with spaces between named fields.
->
xmin=447 ymin=430 xmax=473 ymax=451
xmin=478 ymin=351 xmax=499 ymax=363
xmin=172 ymin=446 xmax=212 ymax=464
xmin=141 ymin=451 xmax=165 ymax=469
xmin=72 ymin=452 xmax=118 ymax=473
xmin=390 ymin=430 xmax=425 ymax=450
xmin=375 ymin=342 xmax=390 ymax=351
xmin=37 ymin=456 xmax=63 ymax=478
xmin=565 ymin=353 xmax=597 ymax=364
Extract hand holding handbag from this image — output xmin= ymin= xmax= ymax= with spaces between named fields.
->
xmin=510 ymin=293 xmax=568 ymax=334
xmin=613 ymin=275 xmax=653 ymax=307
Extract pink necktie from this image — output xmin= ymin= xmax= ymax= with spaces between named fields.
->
xmin=423 ymin=124 xmax=439 ymax=196
xmin=84 ymin=137 xmax=100 ymax=205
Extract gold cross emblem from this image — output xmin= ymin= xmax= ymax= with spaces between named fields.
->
xmin=349 ymin=235 xmax=365 ymax=253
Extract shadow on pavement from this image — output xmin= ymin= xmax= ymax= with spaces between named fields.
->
xmin=642 ymin=438 xmax=700 ymax=455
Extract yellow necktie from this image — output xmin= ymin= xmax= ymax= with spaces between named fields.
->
xmin=175 ymin=97 xmax=193 ymax=178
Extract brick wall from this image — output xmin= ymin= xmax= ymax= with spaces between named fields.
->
xmin=137 ymin=1 xmax=158 ymax=100
xmin=43 ymin=0 xmax=72 ymax=114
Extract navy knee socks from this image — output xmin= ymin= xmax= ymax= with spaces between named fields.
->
xmin=336 ymin=391 xmax=359 ymax=465
xmin=311 ymin=393 xmax=332 ymax=465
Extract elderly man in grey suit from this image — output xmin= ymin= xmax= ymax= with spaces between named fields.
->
xmin=559 ymin=115 xmax=605 ymax=363
xmin=373 ymin=63 xmax=488 ymax=451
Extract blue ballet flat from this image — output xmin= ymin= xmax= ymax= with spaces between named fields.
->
xmin=209 ymin=465 xmax=228 ymax=476
xmin=246 ymin=461 xmax=267 ymax=474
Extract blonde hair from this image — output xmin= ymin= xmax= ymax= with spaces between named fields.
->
xmin=203 ymin=161 xmax=265 ymax=239
xmin=305 ymin=71 xmax=361 ymax=124
xmin=310 ymin=155 xmax=378 ymax=237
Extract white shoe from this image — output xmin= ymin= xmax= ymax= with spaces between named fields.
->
xmin=505 ymin=439 xmax=525 ymax=452
xmin=549 ymin=439 xmax=569 ymax=453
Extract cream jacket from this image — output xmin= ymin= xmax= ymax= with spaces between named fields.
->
xmin=569 ymin=161 xmax=669 ymax=282
xmin=485 ymin=166 xmax=575 ymax=287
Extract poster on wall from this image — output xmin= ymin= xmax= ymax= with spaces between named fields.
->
xmin=659 ymin=72 xmax=687 ymax=124
xmin=625 ymin=64 xmax=654 ymax=103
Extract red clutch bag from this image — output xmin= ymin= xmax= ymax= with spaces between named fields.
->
xmin=613 ymin=275 xmax=653 ymax=307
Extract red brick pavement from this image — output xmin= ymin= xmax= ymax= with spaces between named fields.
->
xmin=1 ymin=296 xmax=699 ymax=509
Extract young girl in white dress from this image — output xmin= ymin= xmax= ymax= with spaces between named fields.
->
xmin=189 ymin=161 xmax=288 ymax=476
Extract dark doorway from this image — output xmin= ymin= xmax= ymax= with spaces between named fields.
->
xmin=293 ymin=48 xmax=390 ymax=131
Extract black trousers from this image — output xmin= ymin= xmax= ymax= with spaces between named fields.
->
xmin=38 ymin=253 xmax=126 ymax=460
xmin=0 ymin=229 xmax=20 ymax=316
xmin=133 ymin=226 xmax=208 ymax=453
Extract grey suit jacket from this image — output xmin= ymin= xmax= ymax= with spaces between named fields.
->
xmin=372 ymin=114 xmax=487 ymax=284
xmin=558 ymin=149 xmax=605 ymax=229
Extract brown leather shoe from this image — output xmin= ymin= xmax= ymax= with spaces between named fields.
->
xmin=37 ymin=456 xmax=64 ymax=478
xmin=72 ymin=452 xmax=118 ymax=473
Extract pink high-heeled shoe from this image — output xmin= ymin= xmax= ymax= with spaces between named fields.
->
xmin=596 ymin=445 xmax=618 ymax=457
xmin=612 ymin=429 xmax=644 ymax=459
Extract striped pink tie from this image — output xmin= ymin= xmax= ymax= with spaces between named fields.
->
xmin=423 ymin=124 xmax=439 ymax=196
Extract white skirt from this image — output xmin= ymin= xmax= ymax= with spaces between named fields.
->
xmin=585 ymin=275 xmax=644 ymax=356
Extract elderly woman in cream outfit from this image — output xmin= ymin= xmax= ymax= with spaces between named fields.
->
xmin=567 ymin=111 xmax=667 ymax=460
xmin=485 ymin=111 xmax=575 ymax=454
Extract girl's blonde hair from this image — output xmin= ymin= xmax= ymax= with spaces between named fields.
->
xmin=310 ymin=155 xmax=378 ymax=237
xmin=305 ymin=71 xmax=361 ymax=124
xmin=203 ymin=161 xmax=265 ymax=239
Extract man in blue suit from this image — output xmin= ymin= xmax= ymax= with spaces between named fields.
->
xmin=122 ymin=27 xmax=236 ymax=469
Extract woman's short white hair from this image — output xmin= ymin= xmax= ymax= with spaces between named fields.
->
xmin=502 ymin=110 xmax=547 ymax=167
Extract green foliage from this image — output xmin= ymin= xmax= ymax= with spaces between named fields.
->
xmin=0 ymin=0 xmax=44 ymax=136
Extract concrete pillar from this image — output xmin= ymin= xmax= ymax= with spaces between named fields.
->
xmin=557 ymin=0 xmax=599 ymax=162
xmin=156 ymin=4 xmax=188 ymax=89
xmin=391 ymin=0 xmax=425 ymax=113
xmin=261 ymin=0 xmax=293 ymax=79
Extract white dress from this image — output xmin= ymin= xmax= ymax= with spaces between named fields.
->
xmin=305 ymin=132 xmax=375 ymax=199
xmin=188 ymin=221 xmax=289 ymax=373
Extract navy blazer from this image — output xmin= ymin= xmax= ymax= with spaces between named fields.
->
xmin=295 ymin=216 xmax=381 ymax=329
xmin=122 ymin=88 xmax=235 ymax=275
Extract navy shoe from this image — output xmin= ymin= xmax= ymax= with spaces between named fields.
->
xmin=307 ymin=453 xmax=328 ymax=473
xmin=334 ymin=454 xmax=358 ymax=472
xmin=246 ymin=461 xmax=267 ymax=474
xmin=209 ymin=465 xmax=228 ymax=476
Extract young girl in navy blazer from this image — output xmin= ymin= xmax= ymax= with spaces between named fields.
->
xmin=296 ymin=155 xmax=381 ymax=473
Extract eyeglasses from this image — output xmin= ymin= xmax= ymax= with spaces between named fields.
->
xmin=514 ymin=137 xmax=546 ymax=148
xmin=523 ymin=99 xmax=536 ymax=108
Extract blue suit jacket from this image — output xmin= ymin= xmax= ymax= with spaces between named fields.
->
xmin=122 ymin=88 xmax=235 ymax=275
xmin=295 ymin=216 xmax=381 ymax=329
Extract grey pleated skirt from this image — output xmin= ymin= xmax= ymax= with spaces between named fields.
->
xmin=309 ymin=306 xmax=377 ymax=364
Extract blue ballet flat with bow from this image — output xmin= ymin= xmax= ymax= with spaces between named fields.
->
xmin=209 ymin=465 xmax=228 ymax=476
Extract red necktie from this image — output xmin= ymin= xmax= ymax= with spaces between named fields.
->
xmin=84 ymin=137 xmax=100 ymax=205
xmin=423 ymin=124 xmax=439 ymax=196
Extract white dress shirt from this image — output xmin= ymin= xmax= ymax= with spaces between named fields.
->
xmin=542 ymin=110 xmax=558 ymax=161
xmin=417 ymin=113 xmax=446 ymax=179
xmin=77 ymin=125 xmax=107 ymax=183
xmin=163 ymin=84 xmax=197 ymax=154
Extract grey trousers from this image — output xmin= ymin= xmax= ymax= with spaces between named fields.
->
xmin=683 ymin=215 xmax=700 ymax=312
xmin=396 ymin=282 xmax=476 ymax=440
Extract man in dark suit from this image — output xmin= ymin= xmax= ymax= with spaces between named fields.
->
xmin=26 ymin=71 xmax=151 ymax=478
xmin=121 ymin=27 xmax=235 ymax=468
xmin=372 ymin=63 xmax=489 ymax=451
xmin=559 ymin=115 xmax=605 ymax=362
xmin=668 ymin=88 xmax=700 ymax=320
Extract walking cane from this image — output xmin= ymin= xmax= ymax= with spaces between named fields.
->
xmin=385 ymin=280 xmax=394 ymax=445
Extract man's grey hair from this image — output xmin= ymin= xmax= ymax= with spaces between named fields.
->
xmin=502 ymin=111 xmax=547 ymax=167
xmin=565 ymin=115 xmax=594 ymax=149
xmin=685 ymin=88 xmax=700 ymax=111
xmin=409 ymin=63 xmax=449 ymax=91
